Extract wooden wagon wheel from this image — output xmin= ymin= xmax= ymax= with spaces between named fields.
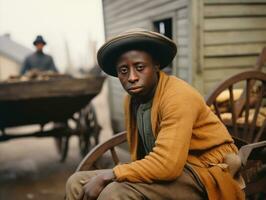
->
xmin=53 ymin=122 xmax=70 ymax=162
xmin=206 ymin=70 xmax=266 ymax=145
xmin=77 ymin=104 xmax=101 ymax=157
xmin=55 ymin=136 xmax=69 ymax=162
xmin=206 ymin=70 xmax=266 ymax=199
xmin=76 ymin=131 xmax=127 ymax=171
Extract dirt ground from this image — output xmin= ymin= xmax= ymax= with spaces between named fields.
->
xmin=0 ymin=81 xmax=114 ymax=200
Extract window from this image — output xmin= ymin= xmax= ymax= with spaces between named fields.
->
xmin=153 ymin=18 xmax=172 ymax=39
xmin=153 ymin=18 xmax=173 ymax=74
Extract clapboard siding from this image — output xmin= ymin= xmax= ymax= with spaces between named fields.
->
xmin=204 ymin=0 xmax=266 ymax=4
xmin=205 ymin=30 xmax=266 ymax=45
xmin=204 ymin=67 xmax=251 ymax=81
xmin=107 ymin=21 xmax=150 ymax=38
xmin=177 ymin=56 xmax=189 ymax=68
xmin=104 ymin=0 xmax=147 ymax=16
xmin=204 ymin=67 xmax=250 ymax=92
xmin=202 ymin=0 xmax=266 ymax=95
xmin=105 ymin=1 xmax=187 ymax=33
xmin=205 ymin=5 xmax=266 ymax=17
xmin=105 ymin=0 xmax=174 ymax=23
xmin=178 ymin=67 xmax=189 ymax=81
xmin=177 ymin=45 xmax=189 ymax=57
xmin=205 ymin=43 xmax=266 ymax=57
xmin=177 ymin=37 xmax=188 ymax=46
xmin=204 ymin=56 xmax=258 ymax=69
xmin=204 ymin=17 xmax=266 ymax=31
xmin=176 ymin=21 xmax=188 ymax=37
xmin=177 ymin=7 xmax=188 ymax=19
xmin=176 ymin=6 xmax=189 ymax=80
xmin=105 ymin=0 xmax=187 ymax=20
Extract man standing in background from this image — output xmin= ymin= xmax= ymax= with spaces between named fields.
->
xmin=20 ymin=35 xmax=58 ymax=74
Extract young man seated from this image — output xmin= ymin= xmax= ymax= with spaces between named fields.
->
xmin=65 ymin=29 xmax=244 ymax=200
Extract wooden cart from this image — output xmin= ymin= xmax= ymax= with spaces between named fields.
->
xmin=0 ymin=75 xmax=105 ymax=161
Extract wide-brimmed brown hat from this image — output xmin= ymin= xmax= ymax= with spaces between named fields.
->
xmin=97 ymin=29 xmax=177 ymax=77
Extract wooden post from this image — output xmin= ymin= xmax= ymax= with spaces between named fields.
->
xmin=188 ymin=0 xmax=204 ymax=93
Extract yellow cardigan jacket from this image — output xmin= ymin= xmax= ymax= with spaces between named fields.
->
xmin=113 ymin=72 xmax=244 ymax=200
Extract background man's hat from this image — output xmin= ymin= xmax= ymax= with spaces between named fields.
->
xmin=33 ymin=35 xmax=46 ymax=45
xmin=97 ymin=29 xmax=177 ymax=77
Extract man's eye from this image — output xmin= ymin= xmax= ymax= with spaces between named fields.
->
xmin=136 ymin=65 xmax=144 ymax=71
xmin=119 ymin=67 xmax=128 ymax=74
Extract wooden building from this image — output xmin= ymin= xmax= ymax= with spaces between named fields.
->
xmin=0 ymin=34 xmax=32 ymax=80
xmin=101 ymin=0 xmax=266 ymax=132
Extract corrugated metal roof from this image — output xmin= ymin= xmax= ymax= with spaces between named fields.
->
xmin=0 ymin=34 xmax=33 ymax=64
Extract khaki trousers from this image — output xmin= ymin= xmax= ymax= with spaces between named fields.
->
xmin=65 ymin=166 xmax=207 ymax=200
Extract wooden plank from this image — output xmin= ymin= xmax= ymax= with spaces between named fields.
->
xmin=177 ymin=57 xmax=189 ymax=68
xmin=177 ymin=37 xmax=188 ymax=46
xmin=177 ymin=27 xmax=188 ymax=37
xmin=204 ymin=0 xmax=266 ymax=4
xmin=0 ymin=76 xmax=105 ymax=100
xmin=204 ymin=81 xmax=222 ymax=95
xmin=204 ymin=63 xmax=266 ymax=94
xmin=177 ymin=46 xmax=189 ymax=57
xmin=204 ymin=43 xmax=266 ymax=57
xmin=177 ymin=67 xmax=189 ymax=81
xmin=203 ymin=67 xmax=250 ymax=81
xmin=104 ymin=0 xmax=135 ymax=13
xmin=177 ymin=18 xmax=188 ymax=28
xmin=106 ymin=21 xmax=150 ymax=38
xmin=190 ymin=0 xmax=204 ymax=94
xmin=204 ymin=75 xmax=246 ymax=95
xmin=187 ymin=0 xmax=204 ymax=81
xmin=106 ymin=9 xmax=182 ymax=38
xmin=205 ymin=5 xmax=266 ymax=17
xmin=105 ymin=0 xmax=173 ymax=22
xmin=205 ymin=30 xmax=266 ymax=45
xmin=205 ymin=17 xmax=266 ymax=31
xmin=105 ymin=0 xmax=187 ymax=31
xmin=176 ymin=19 xmax=188 ymax=37
xmin=198 ymin=2 xmax=205 ymax=74
xmin=176 ymin=18 xmax=188 ymax=37
xmin=204 ymin=56 xmax=258 ymax=69
xmin=177 ymin=7 xmax=188 ymax=19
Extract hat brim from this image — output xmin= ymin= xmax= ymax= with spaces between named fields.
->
xmin=33 ymin=41 xmax=46 ymax=45
xmin=97 ymin=31 xmax=177 ymax=77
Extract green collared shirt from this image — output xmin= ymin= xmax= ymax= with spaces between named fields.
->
xmin=136 ymin=100 xmax=156 ymax=156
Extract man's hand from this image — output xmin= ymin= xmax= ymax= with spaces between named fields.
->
xmin=82 ymin=169 xmax=115 ymax=200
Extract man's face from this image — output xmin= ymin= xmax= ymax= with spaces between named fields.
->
xmin=116 ymin=50 xmax=159 ymax=101
xmin=35 ymin=43 xmax=44 ymax=52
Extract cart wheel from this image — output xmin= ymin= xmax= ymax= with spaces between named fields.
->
xmin=53 ymin=122 xmax=70 ymax=162
xmin=55 ymin=136 xmax=69 ymax=162
xmin=79 ymin=104 xmax=101 ymax=157
xmin=79 ymin=131 xmax=91 ymax=158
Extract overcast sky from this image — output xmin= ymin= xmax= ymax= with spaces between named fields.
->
xmin=0 ymin=0 xmax=105 ymax=72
